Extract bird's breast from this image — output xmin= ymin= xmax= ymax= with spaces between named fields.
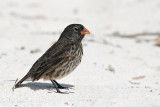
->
xmin=48 ymin=44 xmax=83 ymax=80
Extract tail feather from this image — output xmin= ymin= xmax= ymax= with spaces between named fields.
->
xmin=13 ymin=75 xmax=28 ymax=89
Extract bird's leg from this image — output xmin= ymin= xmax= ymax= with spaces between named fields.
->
xmin=50 ymin=80 xmax=67 ymax=93
xmin=52 ymin=80 xmax=67 ymax=89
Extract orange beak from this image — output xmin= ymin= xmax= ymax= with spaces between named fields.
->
xmin=81 ymin=27 xmax=90 ymax=35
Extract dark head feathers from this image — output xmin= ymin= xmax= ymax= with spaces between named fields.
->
xmin=59 ymin=24 xmax=90 ymax=43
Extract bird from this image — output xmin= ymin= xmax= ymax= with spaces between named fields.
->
xmin=13 ymin=24 xmax=90 ymax=93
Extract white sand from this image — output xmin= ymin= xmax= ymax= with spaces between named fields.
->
xmin=0 ymin=0 xmax=160 ymax=107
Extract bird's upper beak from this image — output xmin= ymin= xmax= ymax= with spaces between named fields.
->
xmin=81 ymin=27 xmax=90 ymax=35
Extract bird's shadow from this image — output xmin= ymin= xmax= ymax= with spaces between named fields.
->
xmin=18 ymin=82 xmax=74 ymax=91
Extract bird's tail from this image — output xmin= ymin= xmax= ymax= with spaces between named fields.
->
xmin=13 ymin=74 xmax=29 ymax=90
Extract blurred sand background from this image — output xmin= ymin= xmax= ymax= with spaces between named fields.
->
xmin=0 ymin=0 xmax=160 ymax=107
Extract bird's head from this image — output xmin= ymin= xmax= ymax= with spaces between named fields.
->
xmin=59 ymin=24 xmax=90 ymax=43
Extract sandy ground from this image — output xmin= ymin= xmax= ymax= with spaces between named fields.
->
xmin=0 ymin=0 xmax=160 ymax=107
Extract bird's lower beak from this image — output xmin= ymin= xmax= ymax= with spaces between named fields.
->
xmin=81 ymin=27 xmax=90 ymax=35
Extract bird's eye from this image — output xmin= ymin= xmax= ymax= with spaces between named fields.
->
xmin=74 ymin=27 xmax=79 ymax=31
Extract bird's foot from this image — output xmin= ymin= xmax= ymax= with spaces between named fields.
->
xmin=51 ymin=80 xmax=70 ymax=94
xmin=51 ymin=80 xmax=69 ymax=89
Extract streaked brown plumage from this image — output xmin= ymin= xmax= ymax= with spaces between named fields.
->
xmin=13 ymin=24 xmax=90 ymax=93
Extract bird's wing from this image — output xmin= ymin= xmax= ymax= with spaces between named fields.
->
xmin=28 ymin=43 xmax=71 ymax=81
